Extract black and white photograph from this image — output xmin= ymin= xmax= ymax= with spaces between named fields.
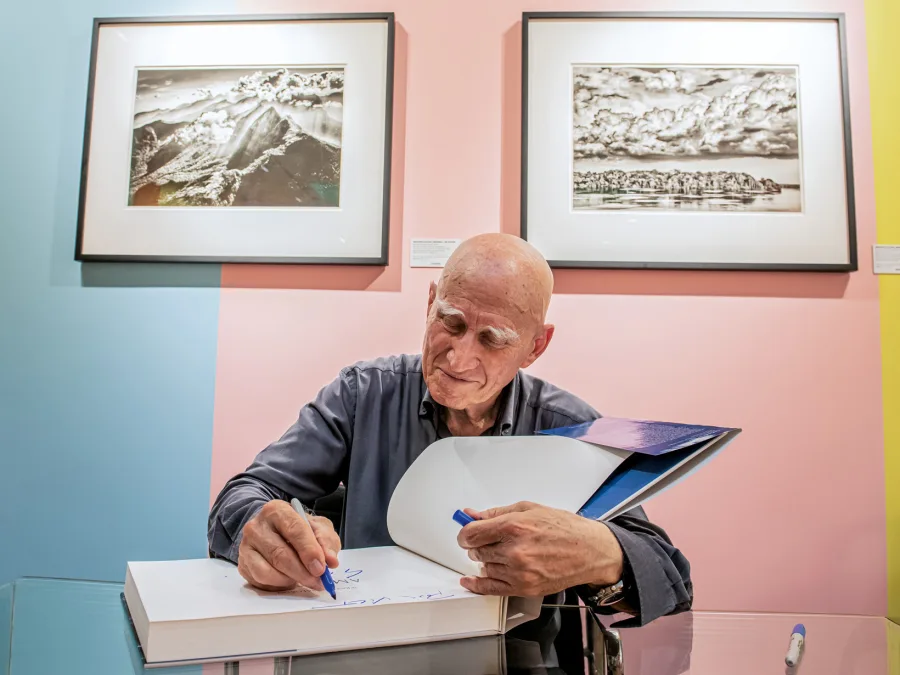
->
xmin=522 ymin=12 xmax=856 ymax=271
xmin=130 ymin=66 xmax=344 ymax=208
xmin=572 ymin=65 xmax=802 ymax=213
xmin=76 ymin=14 xmax=394 ymax=264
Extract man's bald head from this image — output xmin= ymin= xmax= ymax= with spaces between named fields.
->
xmin=421 ymin=233 xmax=557 ymax=418
xmin=435 ymin=233 xmax=554 ymax=328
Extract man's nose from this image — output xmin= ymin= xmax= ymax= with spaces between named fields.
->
xmin=446 ymin=332 xmax=479 ymax=372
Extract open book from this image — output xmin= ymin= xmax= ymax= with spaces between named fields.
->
xmin=124 ymin=417 xmax=739 ymax=666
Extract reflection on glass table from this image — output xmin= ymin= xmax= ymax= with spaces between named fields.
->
xmin=1 ymin=577 xmax=897 ymax=675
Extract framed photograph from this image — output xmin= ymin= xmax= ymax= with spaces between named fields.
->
xmin=76 ymin=13 xmax=394 ymax=264
xmin=521 ymin=12 xmax=857 ymax=271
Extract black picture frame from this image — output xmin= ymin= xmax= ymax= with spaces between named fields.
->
xmin=75 ymin=13 xmax=395 ymax=265
xmin=520 ymin=12 xmax=858 ymax=272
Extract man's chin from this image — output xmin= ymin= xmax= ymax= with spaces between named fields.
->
xmin=427 ymin=377 xmax=476 ymax=409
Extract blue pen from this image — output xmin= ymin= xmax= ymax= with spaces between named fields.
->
xmin=290 ymin=498 xmax=337 ymax=599
xmin=453 ymin=509 xmax=475 ymax=526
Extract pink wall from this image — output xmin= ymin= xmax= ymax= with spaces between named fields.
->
xmin=212 ymin=0 xmax=885 ymax=615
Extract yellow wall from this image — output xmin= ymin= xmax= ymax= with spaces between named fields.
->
xmin=866 ymin=0 xmax=900 ymax=621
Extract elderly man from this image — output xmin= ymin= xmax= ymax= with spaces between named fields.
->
xmin=208 ymin=233 xmax=692 ymax=626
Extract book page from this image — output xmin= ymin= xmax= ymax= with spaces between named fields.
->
xmin=385 ymin=434 xmax=630 ymax=576
xmin=131 ymin=547 xmax=479 ymax=623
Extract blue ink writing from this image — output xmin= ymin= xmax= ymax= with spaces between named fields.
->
xmin=400 ymin=591 xmax=456 ymax=601
xmin=426 ymin=591 xmax=455 ymax=600
xmin=308 ymin=589 xmax=454 ymax=609
xmin=311 ymin=599 xmax=368 ymax=609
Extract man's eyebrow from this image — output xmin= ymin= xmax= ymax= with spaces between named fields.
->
xmin=434 ymin=298 xmax=465 ymax=319
xmin=481 ymin=325 xmax=520 ymax=344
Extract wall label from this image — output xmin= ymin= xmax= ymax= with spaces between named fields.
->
xmin=410 ymin=239 xmax=462 ymax=268
xmin=874 ymin=245 xmax=900 ymax=274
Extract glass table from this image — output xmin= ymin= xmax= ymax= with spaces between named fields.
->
xmin=2 ymin=577 xmax=897 ymax=675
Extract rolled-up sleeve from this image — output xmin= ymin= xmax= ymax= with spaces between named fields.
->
xmin=207 ymin=367 xmax=358 ymax=563
xmin=593 ymin=506 xmax=693 ymax=627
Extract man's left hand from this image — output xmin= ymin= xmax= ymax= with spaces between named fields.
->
xmin=456 ymin=501 xmax=624 ymax=597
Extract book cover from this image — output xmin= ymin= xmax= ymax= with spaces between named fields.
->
xmin=539 ymin=417 xmax=739 ymax=521
xmin=538 ymin=416 xmax=733 ymax=456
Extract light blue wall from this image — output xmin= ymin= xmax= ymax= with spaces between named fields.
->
xmin=0 ymin=0 xmax=234 ymax=585
xmin=0 ymin=583 xmax=11 ymax=675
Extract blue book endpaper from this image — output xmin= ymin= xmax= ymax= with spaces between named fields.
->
xmin=539 ymin=417 xmax=735 ymax=520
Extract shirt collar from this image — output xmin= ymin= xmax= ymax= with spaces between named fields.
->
xmin=419 ymin=372 xmax=520 ymax=436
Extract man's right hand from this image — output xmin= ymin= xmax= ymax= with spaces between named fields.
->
xmin=237 ymin=500 xmax=341 ymax=592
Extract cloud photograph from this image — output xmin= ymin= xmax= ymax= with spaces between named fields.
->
xmin=572 ymin=66 xmax=802 ymax=212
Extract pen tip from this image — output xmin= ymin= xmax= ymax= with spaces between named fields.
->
xmin=330 ymin=591 xmax=336 ymax=600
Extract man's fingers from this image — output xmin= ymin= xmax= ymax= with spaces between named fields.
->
xmin=309 ymin=516 xmax=342 ymax=569
xmin=469 ymin=501 xmax=536 ymax=520
xmin=248 ymin=522 xmax=314 ymax=586
xmin=457 ymin=514 xmax=517 ymax=549
xmin=269 ymin=507 xmax=327 ymax=583
xmin=467 ymin=543 xmax=511 ymax=565
xmin=482 ymin=562 xmax=515 ymax=582
xmin=460 ymin=574 xmax=514 ymax=596
xmin=457 ymin=502 xmax=537 ymax=548
xmin=270 ymin=502 xmax=325 ymax=588
xmin=238 ymin=548 xmax=296 ymax=592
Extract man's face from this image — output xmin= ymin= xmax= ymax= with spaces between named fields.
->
xmin=422 ymin=282 xmax=542 ymax=412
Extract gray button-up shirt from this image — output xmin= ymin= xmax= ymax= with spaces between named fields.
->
xmin=208 ymin=353 xmax=692 ymax=626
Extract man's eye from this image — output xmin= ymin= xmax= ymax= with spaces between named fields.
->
xmin=480 ymin=334 xmax=504 ymax=349
xmin=443 ymin=318 xmax=466 ymax=334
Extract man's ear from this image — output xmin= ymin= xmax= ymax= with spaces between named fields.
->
xmin=520 ymin=324 xmax=555 ymax=369
xmin=427 ymin=282 xmax=438 ymax=318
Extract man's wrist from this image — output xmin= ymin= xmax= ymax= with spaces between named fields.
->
xmin=578 ymin=521 xmax=638 ymax=614
xmin=583 ymin=520 xmax=625 ymax=587
xmin=578 ymin=522 xmax=630 ymax=610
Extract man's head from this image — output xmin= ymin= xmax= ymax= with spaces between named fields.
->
xmin=422 ymin=233 xmax=555 ymax=413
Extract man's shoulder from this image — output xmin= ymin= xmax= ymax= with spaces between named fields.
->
xmin=517 ymin=370 xmax=600 ymax=425
xmin=339 ymin=354 xmax=424 ymax=388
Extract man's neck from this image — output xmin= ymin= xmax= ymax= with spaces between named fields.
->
xmin=443 ymin=398 xmax=501 ymax=437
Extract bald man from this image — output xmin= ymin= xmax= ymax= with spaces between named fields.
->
xmin=208 ymin=233 xmax=692 ymax=627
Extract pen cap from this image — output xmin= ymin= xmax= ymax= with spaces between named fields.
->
xmin=453 ymin=510 xmax=475 ymax=526
xmin=792 ymin=624 xmax=806 ymax=637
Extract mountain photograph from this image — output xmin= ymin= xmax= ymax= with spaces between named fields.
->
xmin=572 ymin=66 xmax=802 ymax=212
xmin=128 ymin=66 xmax=344 ymax=208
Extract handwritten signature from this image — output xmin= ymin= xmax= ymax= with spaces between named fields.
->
xmin=311 ymin=590 xmax=456 ymax=609
xmin=334 ymin=568 xmax=364 ymax=587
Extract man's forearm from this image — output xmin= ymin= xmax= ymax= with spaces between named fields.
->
xmin=207 ymin=474 xmax=285 ymax=563
xmin=207 ymin=370 xmax=356 ymax=565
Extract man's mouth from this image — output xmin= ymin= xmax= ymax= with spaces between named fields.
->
xmin=438 ymin=368 xmax=471 ymax=384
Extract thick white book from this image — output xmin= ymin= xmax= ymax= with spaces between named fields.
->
xmin=124 ymin=548 xmax=530 ymax=667
xmin=125 ymin=419 xmax=739 ymax=666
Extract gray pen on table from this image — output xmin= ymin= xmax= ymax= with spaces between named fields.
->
xmin=290 ymin=498 xmax=337 ymax=600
